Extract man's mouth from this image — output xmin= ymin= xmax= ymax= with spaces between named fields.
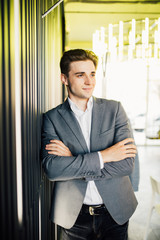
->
xmin=83 ymin=88 xmax=92 ymax=91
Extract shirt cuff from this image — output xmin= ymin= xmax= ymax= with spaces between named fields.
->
xmin=98 ymin=152 xmax=104 ymax=169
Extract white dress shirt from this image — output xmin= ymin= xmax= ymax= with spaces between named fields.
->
xmin=68 ymin=97 xmax=103 ymax=205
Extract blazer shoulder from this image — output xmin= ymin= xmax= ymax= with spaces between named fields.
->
xmin=43 ymin=105 xmax=59 ymax=118
xmin=94 ymin=97 xmax=119 ymax=108
xmin=44 ymin=100 xmax=69 ymax=117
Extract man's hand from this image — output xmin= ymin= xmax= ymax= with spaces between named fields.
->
xmin=100 ymin=138 xmax=137 ymax=163
xmin=45 ymin=140 xmax=73 ymax=156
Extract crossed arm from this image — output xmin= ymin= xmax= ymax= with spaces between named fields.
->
xmin=45 ymin=138 xmax=137 ymax=164
xmin=42 ymin=101 xmax=137 ymax=181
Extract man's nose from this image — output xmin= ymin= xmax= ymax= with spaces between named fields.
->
xmin=84 ymin=75 xmax=92 ymax=84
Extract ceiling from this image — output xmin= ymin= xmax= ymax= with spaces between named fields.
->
xmin=64 ymin=0 xmax=160 ymax=46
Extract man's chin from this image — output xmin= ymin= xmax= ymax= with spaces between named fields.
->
xmin=81 ymin=94 xmax=92 ymax=100
xmin=82 ymin=91 xmax=93 ymax=99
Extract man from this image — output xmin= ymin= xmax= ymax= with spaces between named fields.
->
xmin=41 ymin=49 xmax=138 ymax=240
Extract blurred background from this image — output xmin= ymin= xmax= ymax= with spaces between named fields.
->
xmin=0 ymin=0 xmax=160 ymax=240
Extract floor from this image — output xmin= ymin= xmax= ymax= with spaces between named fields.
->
xmin=128 ymin=146 xmax=160 ymax=240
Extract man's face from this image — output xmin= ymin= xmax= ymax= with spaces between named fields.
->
xmin=64 ymin=60 xmax=96 ymax=102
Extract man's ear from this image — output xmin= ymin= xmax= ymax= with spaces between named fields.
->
xmin=61 ymin=74 xmax=68 ymax=86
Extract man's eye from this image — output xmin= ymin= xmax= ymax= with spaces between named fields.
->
xmin=91 ymin=74 xmax=95 ymax=77
xmin=77 ymin=74 xmax=83 ymax=77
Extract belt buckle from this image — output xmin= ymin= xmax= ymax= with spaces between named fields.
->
xmin=89 ymin=206 xmax=95 ymax=215
xmin=89 ymin=206 xmax=101 ymax=215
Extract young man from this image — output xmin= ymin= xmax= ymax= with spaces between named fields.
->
xmin=41 ymin=49 xmax=138 ymax=240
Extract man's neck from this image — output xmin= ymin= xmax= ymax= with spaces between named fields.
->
xmin=68 ymin=97 xmax=89 ymax=112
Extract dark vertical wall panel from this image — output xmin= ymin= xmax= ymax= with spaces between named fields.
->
xmin=0 ymin=0 xmax=64 ymax=239
xmin=0 ymin=0 xmax=18 ymax=239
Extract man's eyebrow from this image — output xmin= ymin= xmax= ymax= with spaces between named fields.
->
xmin=74 ymin=72 xmax=85 ymax=75
xmin=74 ymin=71 xmax=96 ymax=75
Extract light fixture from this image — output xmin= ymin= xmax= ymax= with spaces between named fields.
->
xmin=93 ymin=17 xmax=160 ymax=61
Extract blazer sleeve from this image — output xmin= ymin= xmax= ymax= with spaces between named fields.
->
xmin=129 ymin=153 xmax=140 ymax=191
xmin=41 ymin=113 xmax=102 ymax=181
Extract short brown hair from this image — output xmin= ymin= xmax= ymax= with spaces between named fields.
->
xmin=60 ymin=49 xmax=98 ymax=77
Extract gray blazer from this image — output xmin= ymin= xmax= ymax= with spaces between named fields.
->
xmin=41 ymin=97 xmax=138 ymax=229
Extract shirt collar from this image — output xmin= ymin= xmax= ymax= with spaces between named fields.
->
xmin=68 ymin=97 xmax=93 ymax=117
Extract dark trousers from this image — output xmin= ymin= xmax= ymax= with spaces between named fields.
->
xmin=61 ymin=205 xmax=128 ymax=240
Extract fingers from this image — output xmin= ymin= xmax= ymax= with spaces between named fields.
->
xmin=117 ymin=138 xmax=137 ymax=159
xmin=46 ymin=141 xmax=66 ymax=151
xmin=50 ymin=139 xmax=64 ymax=145
xmin=123 ymin=140 xmax=137 ymax=155
xmin=125 ymin=153 xmax=136 ymax=158
xmin=125 ymin=144 xmax=137 ymax=152
xmin=119 ymin=138 xmax=137 ymax=151
xmin=50 ymin=139 xmax=68 ymax=149
xmin=45 ymin=140 xmax=72 ymax=156
xmin=46 ymin=140 xmax=66 ymax=151
xmin=126 ymin=148 xmax=137 ymax=155
xmin=120 ymin=138 xmax=135 ymax=145
xmin=46 ymin=144 xmax=63 ymax=153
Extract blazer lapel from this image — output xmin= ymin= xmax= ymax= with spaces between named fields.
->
xmin=90 ymin=97 xmax=104 ymax=152
xmin=58 ymin=100 xmax=89 ymax=153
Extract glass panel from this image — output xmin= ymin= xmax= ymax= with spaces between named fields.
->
xmin=93 ymin=18 xmax=160 ymax=146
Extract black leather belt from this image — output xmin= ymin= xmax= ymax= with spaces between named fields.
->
xmin=81 ymin=204 xmax=108 ymax=216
